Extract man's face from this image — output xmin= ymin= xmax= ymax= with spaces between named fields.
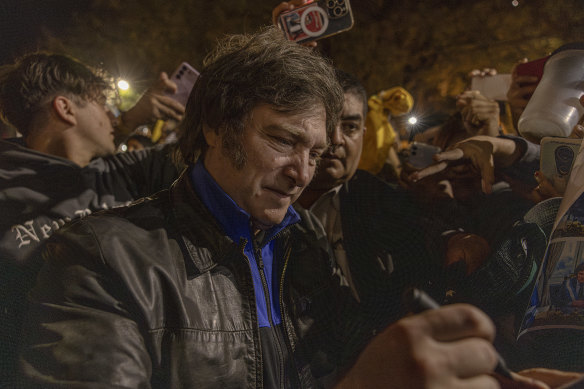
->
xmin=204 ymin=104 xmax=327 ymax=228
xmin=310 ymin=92 xmax=365 ymax=190
xmin=577 ymin=270 xmax=584 ymax=284
xmin=75 ymin=94 xmax=116 ymax=158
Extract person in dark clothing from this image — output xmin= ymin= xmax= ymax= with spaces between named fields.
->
xmin=0 ymin=52 xmax=184 ymax=386
xmin=295 ymin=70 xmax=439 ymax=322
xmin=18 ymin=27 xmax=512 ymax=389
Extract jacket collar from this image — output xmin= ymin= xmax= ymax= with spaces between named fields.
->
xmin=168 ymin=166 xmax=298 ymax=279
xmin=169 ymin=168 xmax=234 ymax=278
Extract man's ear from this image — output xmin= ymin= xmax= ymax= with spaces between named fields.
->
xmin=52 ymin=96 xmax=77 ymax=126
xmin=202 ymin=125 xmax=220 ymax=148
xmin=362 ymin=126 xmax=367 ymax=134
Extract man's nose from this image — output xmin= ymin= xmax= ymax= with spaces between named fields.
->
xmin=331 ymin=124 xmax=343 ymax=147
xmin=285 ymin=151 xmax=312 ymax=188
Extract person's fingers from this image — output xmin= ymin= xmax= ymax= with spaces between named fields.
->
xmin=272 ymin=2 xmax=292 ymax=26
xmin=435 ymin=148 xmax=465 ymax=162
xmin=517 ymin=368 xmax=583 ymax=388
xmin=410 ymin=161 xmax=449 ymax=181
xmin=436 ymin=338 xmax=499 ymax=379
xmin=412 ymin=304 xmax=496 ymax=343
xmin=150 ymin=72 xmax=177 ymax=95
xmin=301 ymin=41 xmax=318 ymax=48
xmin=272 ymin=0 xmax=309 ymax=25
xmin=155 ymin=95 xmax=185 ymax=114
xmin=160 ymin=71 xmax=178 ymax=94
xmin=498 ymin=372 xmax=550 ymax=389
xmin=471 ymin=152 xmax=494 ymax=195
xmin=153 ymin=99 xmax=185 ymax=121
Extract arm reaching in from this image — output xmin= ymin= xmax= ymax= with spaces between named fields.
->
xmin=411 ymin=136 xmax=523 ymax=195
xmin=118 ymin=72 xmax=185 ymax=133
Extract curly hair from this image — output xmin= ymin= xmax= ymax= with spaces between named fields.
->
xmin=0 ymin=53 xmax=110 ymax=137
xmin=178 ymin=26 xmax=344 ymax=166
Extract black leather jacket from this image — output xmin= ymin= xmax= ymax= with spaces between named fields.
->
xmin=20 ymin=171 xmax=366 ymax=388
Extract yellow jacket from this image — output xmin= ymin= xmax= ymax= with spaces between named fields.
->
xmin=358 ymin=87 xmax=414 ymax=174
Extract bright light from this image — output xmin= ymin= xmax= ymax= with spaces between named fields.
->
xmin=511 ymin=0 xmax=519 ymax=6
xmin=408 ymin=116 xmax=418 ymax=125
xmin=117 ymin=80 xmax=130 ymax=90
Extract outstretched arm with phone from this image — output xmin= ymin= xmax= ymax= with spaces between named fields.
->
xmin=118 ymin=72 xmax=185 ymax=134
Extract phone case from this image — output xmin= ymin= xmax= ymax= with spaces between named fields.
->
xmin=540 ymin=137 xmax=582 ymax=192
xmin=515 ymin=56 xmax=549 ymax=80
xmin=167 ymin=62 xmax=200 ymax=106
xmin=278 ymin=0 xmax=354 ymax=44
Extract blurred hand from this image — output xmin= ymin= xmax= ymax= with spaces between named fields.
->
xmin=507 ymin=59 xmax=539 ymax=129
xmin=119 ymin=72 xmax=185 ymax=133
xmin=457 ymin=90 xmax=501 ymax=137
xmin=411 ymin=136 xmax=521 ymax=195
xmin=509 ymin=368 xmax=583 ymax=389
xmin=334 ymin=304 xmax=500 ymax=389
xmin=271 ymin=0 xmax=318 ymax=47
xmin=468 ymin=68 xmax=498 ymax=78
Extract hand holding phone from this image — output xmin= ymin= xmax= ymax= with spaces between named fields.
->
xmin=166 ymin=62 xmax=200 ymax=106
xmin=277 ymin=0 xmax=354 ymax=44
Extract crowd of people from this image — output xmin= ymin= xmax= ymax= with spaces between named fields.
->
xmin=1 ymin=1 xmax=584 ymax=388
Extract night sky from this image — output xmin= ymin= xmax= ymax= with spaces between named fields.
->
xmin=0 ymin=0 xmax=89 ymax=65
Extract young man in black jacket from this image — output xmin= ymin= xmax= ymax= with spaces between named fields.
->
xmin=0 ymin=52 xmax=185 ymax=386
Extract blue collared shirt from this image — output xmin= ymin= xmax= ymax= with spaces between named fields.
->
xmin=189 ymin=161 xmax=300 ymax=327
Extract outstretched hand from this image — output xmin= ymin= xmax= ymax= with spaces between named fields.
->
xmin=410 ymin=136 xmax=521 ymax=195
xmin=119 ymin=72 xmax=185 ymax=134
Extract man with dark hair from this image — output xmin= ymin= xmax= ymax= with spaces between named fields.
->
xmin=18 ymin=27 xmax=507 ymax=389
xmin=296 ymin=69 xmax=437 ymax=324
xmin=0 ymin=52 xmax=184 ymax=386
xmin=559 ymin=262 xmax=584 ymax=308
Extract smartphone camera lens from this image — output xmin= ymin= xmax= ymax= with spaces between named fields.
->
xmin=337 ymin=0 xmax=344 ymax=4
xmin=327 ymin=0 xmax=335 ymax=8
xmin=333 ymin=6 xmax=343 ymax=16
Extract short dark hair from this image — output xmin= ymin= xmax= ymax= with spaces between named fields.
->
xmin=335 ymin=69 xmax=368 ymax=118
xmin=576 ymin=263 xmax=584 ymax=274
xmin=178 ymin=26 xmax=344 ymax=165
xmin=0 ymin=53 xmax=110 ymax=137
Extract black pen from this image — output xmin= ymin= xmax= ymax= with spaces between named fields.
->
xmin=403 ymin=288 xmax=515 ymax=381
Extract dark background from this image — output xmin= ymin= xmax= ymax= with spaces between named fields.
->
xmin=1 ymin=0 xmax=583 ymax=116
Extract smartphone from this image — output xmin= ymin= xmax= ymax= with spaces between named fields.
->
xmin=278 ymin=0 xmax=354 ymax=44
xmin=515 ymin=56 xmax=549 ymax=81
xmin=540 ymin=136 xmax=582 ymax=193
xmin=166 ymin=62 xmax=200 ymax=106
xmin=406 ymin=142 xmax=442 ymax=169
xmin=470 ymin=74 xmax=512 ymax=101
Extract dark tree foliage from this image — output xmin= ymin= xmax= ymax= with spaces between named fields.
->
xmin=2 ymin=0 xmax=583 ymax=113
